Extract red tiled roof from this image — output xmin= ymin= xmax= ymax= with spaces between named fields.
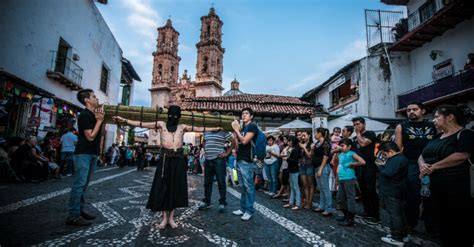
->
xmin=181 ymin=94 xmax=315 ymax=116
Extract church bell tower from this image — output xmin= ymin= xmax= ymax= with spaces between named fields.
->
xmin=194 ymin=7 xmax=224 ymax=97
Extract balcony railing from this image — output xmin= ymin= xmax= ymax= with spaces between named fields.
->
xmin=390 ymin=0 xmax=474 ymax=52
xmin=46 ymin=50 xmax=83 ymax=90
xmin=397 ymin=69 xmax=474 ymax=110
xmin=407 ymin=0 xmax=444 ymax=31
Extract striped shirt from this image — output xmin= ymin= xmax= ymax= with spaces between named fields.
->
xmin=203 ymin=131 xmax=233 ymax=160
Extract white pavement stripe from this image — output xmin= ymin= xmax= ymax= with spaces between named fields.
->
xmin=0 ymin=169 xmax=135 ymax=215
xmin=227 ymin=187 xmax=334 ymax=247
xmin=95 ymin=167 xmax=119 ymax=173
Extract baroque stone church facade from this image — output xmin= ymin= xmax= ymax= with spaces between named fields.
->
xmin=149 ymin=7 xmax=225 ymax=108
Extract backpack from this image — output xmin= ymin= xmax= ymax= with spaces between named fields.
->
xmin=243 ymin=123 xmax=267 ymax=161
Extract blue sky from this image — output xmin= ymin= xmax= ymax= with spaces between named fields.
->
xmin=97 ymin=0 xmax=404 ymax=107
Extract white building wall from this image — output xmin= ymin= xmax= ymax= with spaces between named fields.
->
xmin=408 ymin=19 xmax=474 ymax=89
xmin=360 ymin=55 xmax=397 ymax=118
xmin=0 ymin=0 xmax=123 ymax=149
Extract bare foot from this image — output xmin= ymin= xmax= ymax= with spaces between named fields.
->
xmin=158 ymin=219 xmax=168 ymax=229
xmin=168 ymin=219 xmax=178 ymax=229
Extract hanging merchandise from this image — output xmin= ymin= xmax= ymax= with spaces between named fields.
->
xmin=63 ymin=105 xmax=68 ymax=111
xmin=69 ymin=109 xmax=74 ymax=115
xmin=58 ymin=109 xmax=63 ymax=114
xmin=21 ymin=91 xmax=28 ymax=98
xmin=6 ymin=82 xmax=13 ymax=91
xmin=14 ymin=88 xmax=21 ymax=96
xmin=26 ymin=93 xmax=33 ymax=100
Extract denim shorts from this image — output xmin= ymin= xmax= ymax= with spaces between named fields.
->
xmin=299 ymin=164 xmax=314 ymax=176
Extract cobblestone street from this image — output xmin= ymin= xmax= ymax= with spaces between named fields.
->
xmin=0 ymin=166 xmax=439 ymax=246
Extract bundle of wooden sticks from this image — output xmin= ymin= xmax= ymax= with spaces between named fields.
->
xmin=102 ymin=105 xmax=235 ymax=131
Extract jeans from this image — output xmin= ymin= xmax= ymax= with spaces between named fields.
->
xmin=316 ymin=164 xmax=334 ymax=212
xmin=289 ymin=172 xmax=301 ymax=207
xmin=381 ymin=196 xmax=407 ymax=241
xmin=337 ymin=179 xmax=357 ymax=214
xmin=263 ymin=160 xmax=279 ymax=193
xmin=203 ymin=157 xmax=227 ymax=205
xmin=299 ymin=164 xmax=314 ymax=176
xmin=68 ymin=154 xmax=97 ymax=217
xmin=237 ymin=160 xmax=257 ymax=215
xmin=61 ymin=151 xmax=75 ymax=175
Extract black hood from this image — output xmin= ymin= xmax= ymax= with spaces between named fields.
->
xmin=166 ymin=105 xmax=181 ymax=132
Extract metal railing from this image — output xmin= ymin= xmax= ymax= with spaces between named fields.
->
xmin=398 ymin=69 xmax=474 ymax=109
xmin=408 ymin=0 xmax=444 ymax=31
xmin=48 ymin=50 xmax=83 ymax=86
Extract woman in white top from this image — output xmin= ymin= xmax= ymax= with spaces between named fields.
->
xmin=263 ymin=136 xmax=280 ymax=196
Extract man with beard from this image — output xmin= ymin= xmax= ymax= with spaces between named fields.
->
xmin=113 ymin=105 xmax=222 ymax=229
xmin=394 ymin=101 xmax=436 ymax=234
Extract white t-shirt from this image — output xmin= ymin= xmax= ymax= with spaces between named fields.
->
xmin=264 ymin=144 xmax=280 ymax=164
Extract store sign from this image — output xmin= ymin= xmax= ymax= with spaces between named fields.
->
xmin=334 ymin=102 xmax=358 ymax=115
xmin=432 ymin=59 xmax=453 ymax=81
xmin=329 ymin=75 xmax=346 ymax=92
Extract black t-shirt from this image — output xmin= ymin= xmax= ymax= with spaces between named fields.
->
xmin=312 ymin=141 xmax=331 ymax=168
xmin=421 ymin=129 xmax=474 ymax=183
xmin=287 ymin=147 xmax=301 ymax=173
xmin=355 ymin=130 xmax=376 ymax=165
xmin=75 ymin=109 xmax=101 ymax=155
xmin=401 ymin=121 xmax=436 ymax=160
xmin=237 ymin=122 xmax=258 ymax=162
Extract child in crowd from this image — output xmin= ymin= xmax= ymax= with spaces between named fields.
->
xmin=335 ymin=139 xmax=365 ymax=226
xmin=378 ymin=142 xmax=409 ymax=246
xmin=330 ymin=127 xmax=342 ymax=150
xmin=226 ymin=149 xmax=237 ymax=187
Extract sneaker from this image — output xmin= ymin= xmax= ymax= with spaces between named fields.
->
xmin=218 ymin=205 xmax=225 ymax=213
xmin=381 ymin=236 xmax=404 ymax=246
xmin=66 ymin=216 xmax=92 ymax=226
xmin=241 ymin=213 xmax=252 ymax=221
xmin=232 ymin=209 xmax=244 ymax=216
xmin=198 ymin=203 xmax=211 ymax=211
xmin=268 ymin=192 xmax=276 ymax=196
xmin=386 ymin=235 xmax=410 ymax=243
xmin=365 ymin=217 xmax=380 ymax=225
xmin=81 ymin=211 xmax=96 ymax=220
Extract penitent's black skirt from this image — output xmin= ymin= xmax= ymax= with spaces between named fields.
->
xmin=146 ymin=151 xmax=188 ymax=211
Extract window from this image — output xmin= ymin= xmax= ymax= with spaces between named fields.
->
xmin=330 ymin=79 xmax=358 ymax=107
xmin=202 ymin=56 xmax=208 ymax=73
xmin=55 ymin=38 xmax=70 ymax=73
xmin=158 ymin=64 xmax=163 ymax=79
xmin=100 ymin=64 xmax=109 ymax=94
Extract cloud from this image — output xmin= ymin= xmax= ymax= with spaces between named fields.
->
xmin=289 ymin=39 xmax=366 ymax=92
xmin=121 ymin=0 xmax=160 ymax=39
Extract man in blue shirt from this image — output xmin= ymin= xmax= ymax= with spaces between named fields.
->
xmin=198 ymin=131 xmax=233 ymax=213
xmin=60 ymin=128 xmax=77 ymax=176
